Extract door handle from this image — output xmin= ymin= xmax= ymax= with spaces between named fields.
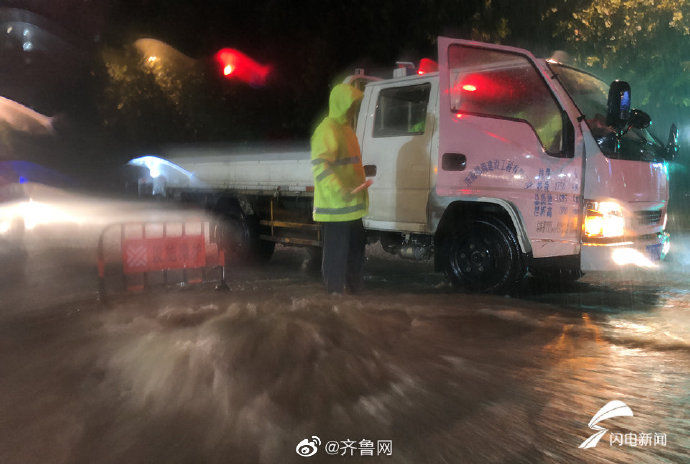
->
xmin=441 ymin=153 xmax=466 ymax=171
xmin=364 ymin=164 xmax=377 ymax=177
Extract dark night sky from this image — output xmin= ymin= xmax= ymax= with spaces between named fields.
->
xmin=1 ymin=0 xmax=565 ymax=141
xmin=2 ymin=0 xmax=688 ymax=201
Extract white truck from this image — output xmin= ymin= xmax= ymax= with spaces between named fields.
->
xmin=128 ymin=37 xmax=678 ymax=292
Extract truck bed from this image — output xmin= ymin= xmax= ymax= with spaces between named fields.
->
xmin=165 ymin=143 xmax=314 ymax=193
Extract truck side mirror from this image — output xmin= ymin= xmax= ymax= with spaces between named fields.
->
xmin=606 ymin=80 xmax=631 ymax=130
xmin=629 ymin=109 xmax=651 ymax=129
xmin=666 ymin=123 xmax=679 ymax=160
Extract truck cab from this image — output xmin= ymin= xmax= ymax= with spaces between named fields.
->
xmin=356 ymin=37 xmax=673 ymax=291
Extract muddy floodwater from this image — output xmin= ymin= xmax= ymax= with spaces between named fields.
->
xmin=0 ymin=200 xmax=688 ymax=464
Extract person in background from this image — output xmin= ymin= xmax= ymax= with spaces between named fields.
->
xmin=310 ymin=83 xmax=372 ymax=294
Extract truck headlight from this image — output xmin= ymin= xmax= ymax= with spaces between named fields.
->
xmin=583 ymin=201 xmax=625 ymax=239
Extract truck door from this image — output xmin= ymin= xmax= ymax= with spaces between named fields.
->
xmin=361 ymin=79 xmax=437 ymax=233
xmin=437 ymin=37 xmax=584 ymax=258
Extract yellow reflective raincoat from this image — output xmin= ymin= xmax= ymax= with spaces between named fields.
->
xmin=311 ymin=84 xmax=368 ymax=222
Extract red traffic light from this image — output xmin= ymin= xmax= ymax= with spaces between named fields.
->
xmin=214 ymin=48 xmax=271 ymax=87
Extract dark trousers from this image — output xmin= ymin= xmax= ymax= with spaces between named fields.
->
xmin=321 ymin=219 xmax=366 ymax=294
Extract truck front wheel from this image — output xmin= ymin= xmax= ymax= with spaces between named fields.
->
xmin=444 ymin=217 xmax=525 ymax=293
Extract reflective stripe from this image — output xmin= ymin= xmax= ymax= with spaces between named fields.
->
xmin=315 ymin=168 xmax=334 ymax=181
xmin=311 ymin=156 xmax=359 ymax=166
xmin=314 ymin=204 xmax=366 ymax=215
xmin=331 ymin=156 xmax=360 ymax=166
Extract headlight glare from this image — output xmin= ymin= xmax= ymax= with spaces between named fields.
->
xmin=584 ymin=201 xmax=625 ymax=239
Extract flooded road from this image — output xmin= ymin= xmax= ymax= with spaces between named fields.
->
xmin=0 ymin=199 xmax=688 ymax=463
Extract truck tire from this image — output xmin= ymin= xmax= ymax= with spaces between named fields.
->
xmin=444 ymin=216 xmax=525 ymax=293
xmin=302 ymin=246 xmax=322 ymax=273
xmin=218 ymin=215 xmax=275 ymax=265
xmin=253 ymin=237 xmax=275 ymax=263
xmin=219 ymin=215 xmax=252 ymax=265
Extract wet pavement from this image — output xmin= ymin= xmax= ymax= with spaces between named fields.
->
xmin=0 ymin=200 xmax=688 ymax=463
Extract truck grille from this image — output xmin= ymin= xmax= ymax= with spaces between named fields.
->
xmin=636 ymin=210 xmax=663 ymax=226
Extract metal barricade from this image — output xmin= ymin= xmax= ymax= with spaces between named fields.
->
xmin=97 ymin=220 xmax=227 ymax=301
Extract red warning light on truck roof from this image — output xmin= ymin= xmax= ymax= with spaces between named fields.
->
xmin=417 ymin=57 xmax=439 ymax=75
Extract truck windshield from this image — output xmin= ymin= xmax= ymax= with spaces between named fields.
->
xmin=549 ymin=63 xmax=666 ymax=162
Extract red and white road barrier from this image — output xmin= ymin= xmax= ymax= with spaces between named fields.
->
xmin=97 ymin=221 xmax=227 ymax=301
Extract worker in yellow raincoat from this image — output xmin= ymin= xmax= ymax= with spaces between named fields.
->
xmin=311 ymin=83 xmax=371 ymax=294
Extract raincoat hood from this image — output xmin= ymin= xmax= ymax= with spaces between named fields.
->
xmin=328 ymin=84 xmax=363 ymax=124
